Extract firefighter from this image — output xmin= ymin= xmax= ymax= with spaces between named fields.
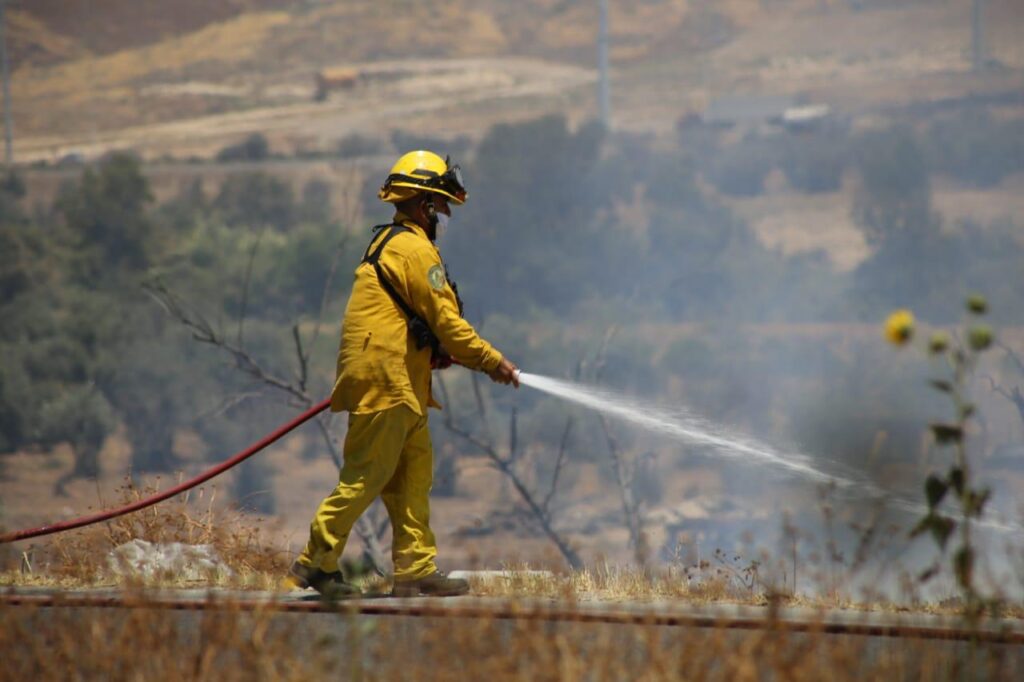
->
xmin=289 ymin=150 xmax=519 ymax=598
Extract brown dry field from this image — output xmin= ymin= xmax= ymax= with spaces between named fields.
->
xmin=7 ymin=0 xmax=1024 ymax=158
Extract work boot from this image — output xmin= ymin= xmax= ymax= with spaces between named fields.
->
xmin=288 ymin=561 xmax=361 ymax=600
xmin=391 ymin=570 xmax=470 ymax=597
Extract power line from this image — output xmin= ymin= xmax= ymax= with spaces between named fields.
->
xmin=971 ymin=0 xmax=986 ymax=72
xmin=0 ymin=0 xmax=13 ymax=166
xmin=597 ymin=0 xmax=610 ymax=128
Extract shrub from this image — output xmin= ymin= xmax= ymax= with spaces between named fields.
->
xmin=390 ymin=130 xmax=471 ymax=158
xmin=780 ymin=130 xmax=849 ymax=193
xmin=212 ymin=172 xmax=295 ymax=231
xmin=215 ymin=133 xmax=270 ymax=163
xmin=926 ymin=110 xmax=1024 ymax=188
xmin=705 ymin=136 xmax=778 ymax=197
xmin=336 ymin=133 xmax=382 ymax=158
xmin=851 ymin=125 xmax=932 ymax=247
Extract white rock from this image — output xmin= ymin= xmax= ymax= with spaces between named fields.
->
xmin=107 ymin=539 xmax=233 ymax=582
xmin=448 ymin=569 xmax=554 ymax=581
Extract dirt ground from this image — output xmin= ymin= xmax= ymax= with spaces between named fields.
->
xmin=13 ymin=57 xmax=595 ymax=165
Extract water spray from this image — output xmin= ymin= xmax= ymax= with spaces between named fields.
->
xmin=512 ymin=370 xmax=1020 ymax=534
xmin=516 ymin=371 xmax=837 ymax=484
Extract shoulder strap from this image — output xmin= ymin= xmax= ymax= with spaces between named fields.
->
xmin=362 ymin=224 xmax=412 ymax=265
xmin=360 ymin=226 xmax=439 ymax=356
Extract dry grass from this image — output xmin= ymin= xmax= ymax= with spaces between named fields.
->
xmin=2 ymin=477 xmax=290 ymax=590
xmin=13 ymin=11 xmax=292 ymax=100
xmin=463 ymin=565 xmax=1024 ymax=621
xmin=465 ymin=563 xmax=758 ymax=605
xmin=1 ymin=594 xmax=1020 ymax=681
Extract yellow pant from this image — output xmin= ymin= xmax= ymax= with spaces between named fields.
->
xmin=297 ymin=405 xmax=438 ymax=580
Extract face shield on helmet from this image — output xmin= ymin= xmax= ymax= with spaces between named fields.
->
xmin=436 ymin=162 xmax=466 ymax=204
xmin=378 ymin=151 xmax=468 ymax=205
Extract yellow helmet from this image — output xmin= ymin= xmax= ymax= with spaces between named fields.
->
xmin=378 ymin=150 xmax=467 ymax=205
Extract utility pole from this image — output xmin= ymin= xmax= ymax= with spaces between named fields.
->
xmin=971 ymin=0 xmax=985 ymax=72
xmin=598 ymin=0 xmax=610 ymax=128
xmin=0 ymin=0 xmax=13 ymax=166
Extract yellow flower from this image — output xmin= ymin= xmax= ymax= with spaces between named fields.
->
xmin=884 ymin=309 xmax=915 ymax=346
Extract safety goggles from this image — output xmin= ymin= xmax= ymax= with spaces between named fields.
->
xmin=438 ymin=159 xmax=467 ymax=202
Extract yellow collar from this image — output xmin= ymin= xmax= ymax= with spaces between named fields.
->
xmin=392 ymin=212 xmax=432 ymax=242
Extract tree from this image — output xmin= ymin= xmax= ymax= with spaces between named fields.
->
xmin=213 ymin=172 xmax=295 ymax=231
xmin=851 ymin=126 xmax=932 ymax=248
xmin=299 ymin=179 xmax=332 ymax=225
xmin=445 ymin=115 xmax=626 ymax=317
xmin=926 ymin=110 xmax=1024 ymax=189
xmin=0 ymin=202 xmax=120 ymax=480
xmin=0 ymin=172 xmax=26 ymax=225
xmin=39 ymin=386 xmax=116 ymax=495
xmin=56 ymin=152 xmax=155 ymax=279
xmin=706 ymin=134 xmax=777 ymax=197
xmin=216 ymin=133 xmax=270 ymax=163
xmin=780 ymin=129 xmax=849 ymax=194
xmin=157 ymin=178 xmax=208 ymax=232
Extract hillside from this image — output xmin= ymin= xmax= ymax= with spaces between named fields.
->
xmin=8 ymin=0 xmax=1022 ymax=162
xmin=11 ymin=1 xmax=286 ymax=66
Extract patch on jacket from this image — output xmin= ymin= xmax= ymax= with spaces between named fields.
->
xmin=427 ymin=264 xmax=446 ymax=290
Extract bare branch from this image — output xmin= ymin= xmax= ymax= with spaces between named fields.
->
xmin=237 ymin=228 xmax=266 ymax=347
xmin=436 ymin=371 xmax=457 ymax=419
xmin=470 ymin=368 xmax=488 ymax=418
xmin=592 ymin=327 xmax=647 ymax=566
xmin=997 ymin=341 xmax=1024 ymax=375
xmin=983 ymin=374 xmax=1024 ymax=426
xmin=334 ymin=164 xmax=364 ymax=230
xmin=310 ymin=413 xmax=343 ymax=470
xmin=598 ymin=413 xmax=647 ymax=565
xmin=444 ymin=410 xmax=502 ymax=462
xmin=292 ymin=324 xmax=308 ymax=392
xmin=437 ymin=372 xmax=582 ymax=568
xmin=593 ymin=326 xmax=618 ymax=381
xmin=442 ymin=415 xmax=583 ymax=569
xmin=308 ymin=232 xmax=350 ymax=361
xmin=508 ymin=407 xmax=518 ymax=464
xmin=542 ymin=415 xmax=574 ymax=516
xmin=144 ymin=280 xmax=308 ymax=404
xmin=982 ymin=374 xmax=1013 ymax=401
xmin=193 ymin=391 xmax=265 ymax=422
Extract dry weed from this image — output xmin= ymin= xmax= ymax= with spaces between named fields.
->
xmin=464 ymin=559 xmax=775 ymax=606
xmin=6 ymin=477 xmax=288 ymax=588
xmin=1 ymin=595 xmax=1019 ymax=681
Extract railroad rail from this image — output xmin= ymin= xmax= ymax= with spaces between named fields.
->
xmin=3 ymin=588 xmax=1021 ymax=645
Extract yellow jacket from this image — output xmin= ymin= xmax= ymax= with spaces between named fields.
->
xmin=331 ymin=215 xmax=503 ymax=416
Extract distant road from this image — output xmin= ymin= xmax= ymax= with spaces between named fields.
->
xmin=14 ymin=58 xmax=595 ymax=165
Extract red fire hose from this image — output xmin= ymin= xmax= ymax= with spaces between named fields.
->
xmin=0 ymin=398 xmax=331 ymax=544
